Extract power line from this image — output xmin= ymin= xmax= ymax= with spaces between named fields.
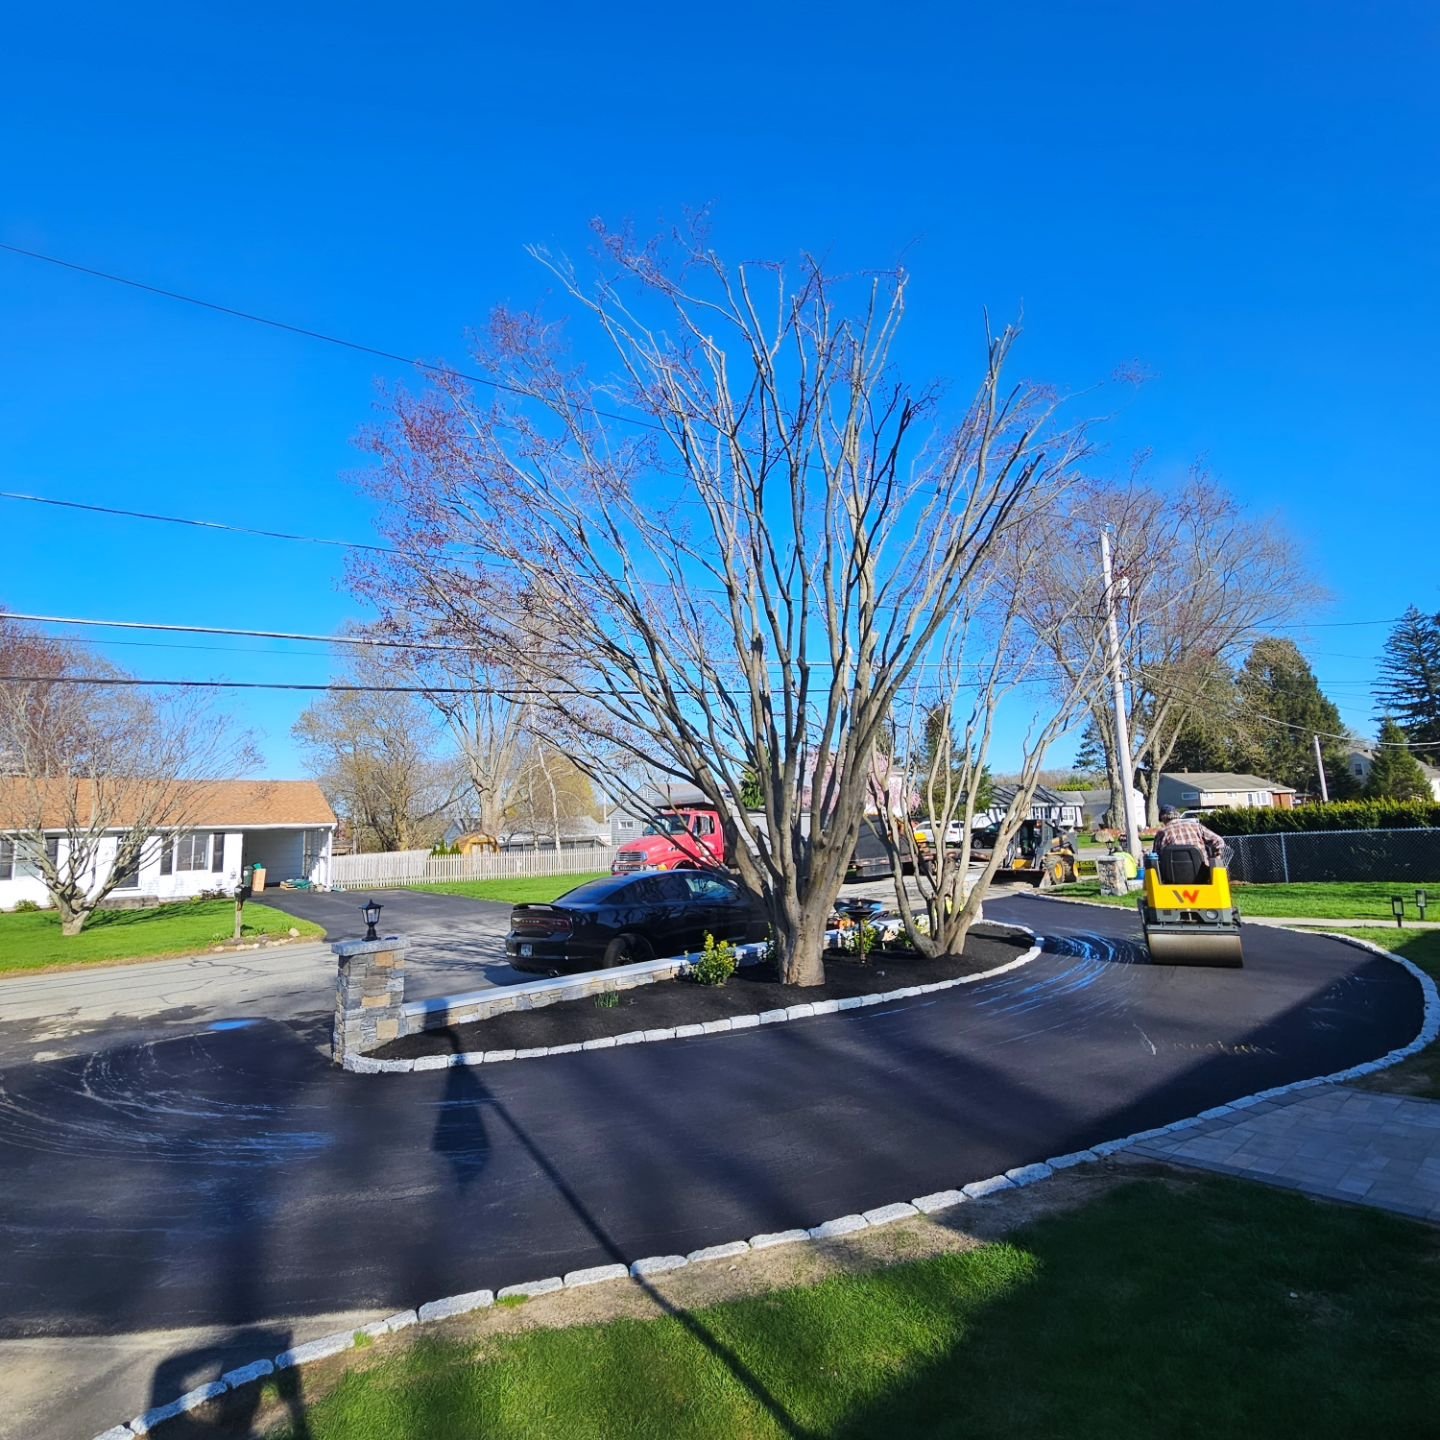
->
xmin=0 ymin=612 xmax=1083 ymax=680
xmin=3 ymin=612 xmax=491 ymax=652
xmin=0 ymin=491 xmax=404 ymax=556
xmin=0 ymin=241 xmax=669 ymax=435
xmin=0 ymin=674 xmax=639 ymax=697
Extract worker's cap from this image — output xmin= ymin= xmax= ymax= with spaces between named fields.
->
xmin=1159 ymin=805 xmax=1180 ymax=820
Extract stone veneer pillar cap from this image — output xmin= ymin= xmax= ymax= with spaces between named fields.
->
xmin=331 ymin=934 xmax=409 ymax=958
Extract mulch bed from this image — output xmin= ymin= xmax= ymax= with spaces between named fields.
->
xmin=373 ymin=923 xmax=1030 ymax=1060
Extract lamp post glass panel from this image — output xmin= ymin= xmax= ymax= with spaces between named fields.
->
xmin=362 ymin=899 xmax=383 ymax=941
xmin=1391 ymin=896 xmax=1406 ymax=929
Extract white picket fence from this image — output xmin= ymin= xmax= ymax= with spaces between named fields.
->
xmin=329 ymin=845 xmax=617 ymax=891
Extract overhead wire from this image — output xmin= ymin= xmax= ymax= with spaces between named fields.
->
xmin=0 ymin=241 xmax=669 ymax=436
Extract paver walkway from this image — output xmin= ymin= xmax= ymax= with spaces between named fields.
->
xmin=1129 ymin=1085 xmax=1440 ymax=1223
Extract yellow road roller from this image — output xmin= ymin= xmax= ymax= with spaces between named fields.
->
xmin=1138 ymin=845 xmax=1244 ymax=967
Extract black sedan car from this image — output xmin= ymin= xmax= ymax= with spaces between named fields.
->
xmin=506 ymin=870 xmax=767 ymax=973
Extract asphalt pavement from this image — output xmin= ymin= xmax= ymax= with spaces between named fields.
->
xmin=0 ymin=889 xmax=526 ymax=1068
xmin=0 ymin=895 xmax=1424 ymax=1440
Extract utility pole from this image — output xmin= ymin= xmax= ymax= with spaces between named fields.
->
xmin=1313 ymin=733 xmax=1330 ymax=802
xmin=1100 ymin=528 xmax=1142 ymax=858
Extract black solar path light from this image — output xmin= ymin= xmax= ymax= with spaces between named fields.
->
xmin=362 ymin=898 xmax=383 ymax=941
xmin=1416 ymin=889 xmax=1428 ymax=921
xmin=1391 ymin=895 xmax=1405 ymax=928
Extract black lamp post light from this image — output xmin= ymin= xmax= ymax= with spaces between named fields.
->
xmin=1417 ymin=889 xmax=1429 ymax=922
xmin=362 ymin=899 xmax=383 ymax=941
xmin=1391 ymin=896 xmax=1406 ymax=929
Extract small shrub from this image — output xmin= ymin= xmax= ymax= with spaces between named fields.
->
xmin=849 ymin=920 xmax=879 ymax=960
xmin=594 ymin=990 xmax=621 ymax=1009
xmin=11 ymin=899 xmax=41 ymax=913
xmin=691 ymin=932 xmax=737 ymax=986
xmin=353 ymin=1330 xmax=375 ymax=1349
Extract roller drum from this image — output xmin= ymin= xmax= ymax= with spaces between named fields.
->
xmin=1143 ymin=927 xmax=1244 ymax=968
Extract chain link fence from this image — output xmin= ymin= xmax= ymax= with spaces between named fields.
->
xmin=1226 ymin=828 xmax=1440 ymax=884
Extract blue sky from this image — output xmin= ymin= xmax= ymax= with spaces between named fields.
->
xmin=3 ymin=1 xmax=1436 ymax=777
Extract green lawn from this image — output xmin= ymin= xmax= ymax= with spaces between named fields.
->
xmin=403 ymin=874 xmax=611 ymax=904
xmin=1049 ymin=879 xmax=1440 ymax=920
xmin=1323 ymin=929 xmax=1440 ymax=1099
xmin=276 ymin=1178 xmax=1439 ymax=1440
xmin=0 ymin=899 xmax=323 ymax=975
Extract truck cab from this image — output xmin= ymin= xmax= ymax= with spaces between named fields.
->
xmin=611 ymin=807 xmax=727 ymax=874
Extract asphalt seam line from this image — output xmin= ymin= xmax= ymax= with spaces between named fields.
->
xmin=92 ymin=927 xmax=1437 ymax=1440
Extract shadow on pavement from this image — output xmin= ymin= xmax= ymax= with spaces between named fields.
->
xmin=424 ymin=1026 xmax=811 ymax=1440
xmin=147 ymin=1329 xmax=310 ymax=1438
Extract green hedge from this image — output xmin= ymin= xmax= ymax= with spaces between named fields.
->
xmin=1204 ymin=800 xmax=1440 ymax=835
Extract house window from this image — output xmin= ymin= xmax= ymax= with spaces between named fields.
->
xmin=112 ymin=841 xmax=141 ymax=890
xmin=0 ymin=838 xmax=12 ymax=882
xmin=172 ymin=832 xmax=220 ymax=872
xmin=1354 ymin=761 xmax=1364 ymax=777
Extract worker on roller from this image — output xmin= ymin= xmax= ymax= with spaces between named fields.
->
xmin=1154 ymin=806 xmax=1226 ymax=870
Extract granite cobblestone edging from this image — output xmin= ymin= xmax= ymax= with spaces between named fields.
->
xmin=91 ymin=930 xmax=1436 ymax=1440
xmin=343 ymin=925 xmax=1045 ymax=1074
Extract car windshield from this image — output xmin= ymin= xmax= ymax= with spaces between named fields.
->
xmin=641 ymin=816 xmax=690 ymax=836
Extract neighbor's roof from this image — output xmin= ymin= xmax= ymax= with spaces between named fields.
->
xmin=1162 ymin=771 xmax=1296 ymax=793
xmin=0 ymin=778 xmax=336 ymax=830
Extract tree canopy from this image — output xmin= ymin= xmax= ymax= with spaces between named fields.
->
xmin=1374 ymin=607 xmax=1440 ymax=757
xmin=1364 ymin=718 xmax=1433 ymax=801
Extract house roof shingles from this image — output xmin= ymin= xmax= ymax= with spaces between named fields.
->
xmin=1162 ymin=771 xmax=1296 ymax=793
xmin=0 ymin=778 xmax=336 ymax=831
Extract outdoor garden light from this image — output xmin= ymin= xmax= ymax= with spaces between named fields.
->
xmin=1417 ymin=889 xmax=1428 ymax=920
xmin=1391 ymin=896 xmax=1405 ymax=928
xmin=362 ymin=899 xmax=383 ymax=941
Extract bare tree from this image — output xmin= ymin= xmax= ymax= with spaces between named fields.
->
xmin=877 ymin=526 xmax=1110 ymax=956
xmin=358 ymin=230 xmax=1093 ymax=985
xmin=292 ymin=686 xmax=460 ymax=852
xmin=506 ymin=741 xmax=601 ymax=849
xmin=1030 ymin=469 xmax=1317 ymax=826
xmin=0 ymin=621 xmax=257 ymax=936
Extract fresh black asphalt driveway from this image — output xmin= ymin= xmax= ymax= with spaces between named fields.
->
xmin=259 ymin=886 xmax=526 ymax=992
xmin=0 ymin=896 xmax=1425 ymax=1440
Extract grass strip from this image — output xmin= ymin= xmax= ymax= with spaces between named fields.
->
xmin=1050 ymin=878 xmax=1440 ymax=920
xmin=277 ymin=1178 xmax=1440 ymax=1440
xmin=400 ymin=874 xmax=612 ymax=905
xmin=0 ymin=899 xmax=322 ymax=974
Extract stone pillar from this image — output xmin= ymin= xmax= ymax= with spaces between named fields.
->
xmin=332 ymin=935 xmax=408 ymax=1064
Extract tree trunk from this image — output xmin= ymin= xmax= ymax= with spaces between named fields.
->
xmin=59 ymin=905 xmax=89 ymax=938
xmin=772 ymin=897 xmax=829 ymax=987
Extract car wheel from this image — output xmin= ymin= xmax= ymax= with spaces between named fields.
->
xmin=602 ymin=933 xmax=654 ymax=968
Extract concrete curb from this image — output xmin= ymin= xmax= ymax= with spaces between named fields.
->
xmin=344 ymin=926 xmax=1045 ymax=1074
xmin=90 ymin=927 xmax=1436 ymax=1440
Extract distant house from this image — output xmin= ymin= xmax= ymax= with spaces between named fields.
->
xmin=0 ymin=778 xmax=336 ymax=911
xmin=1344 ymin=748 xmax=1440 ymax=801
xmin=980 ymin=785 xmax=1085 ymax=831
xmin=1157 ymin=771 xmax=1296 ymax=813
xmin=1069 ymin=787 xmax=1147 ymax=830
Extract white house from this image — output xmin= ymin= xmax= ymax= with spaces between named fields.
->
xmin=1344 ymin=748 xmax=1440 ymax=801
xmin=980 ymin=785 xmax=1086 ymax=831
xmin=1156 ymin=771 xmax=1296 ymax=812
xmin=0 ymin=779 xmax=337 ymax=912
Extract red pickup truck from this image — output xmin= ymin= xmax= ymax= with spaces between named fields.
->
xmin=611 ymin=807 xmax=727 ymax=874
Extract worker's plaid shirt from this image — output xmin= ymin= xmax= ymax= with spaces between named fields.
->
xmin=1156 ymin=819 xmax=1227 ymax=863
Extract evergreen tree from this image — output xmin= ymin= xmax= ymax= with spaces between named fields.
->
xmin=1374 ymin=607 xmax=1440 ymax=756
xmin=1364 ymin=717 xmax=1433 ymax=801
xmin=1234 ymin=638 xmax=1351 ymax=794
